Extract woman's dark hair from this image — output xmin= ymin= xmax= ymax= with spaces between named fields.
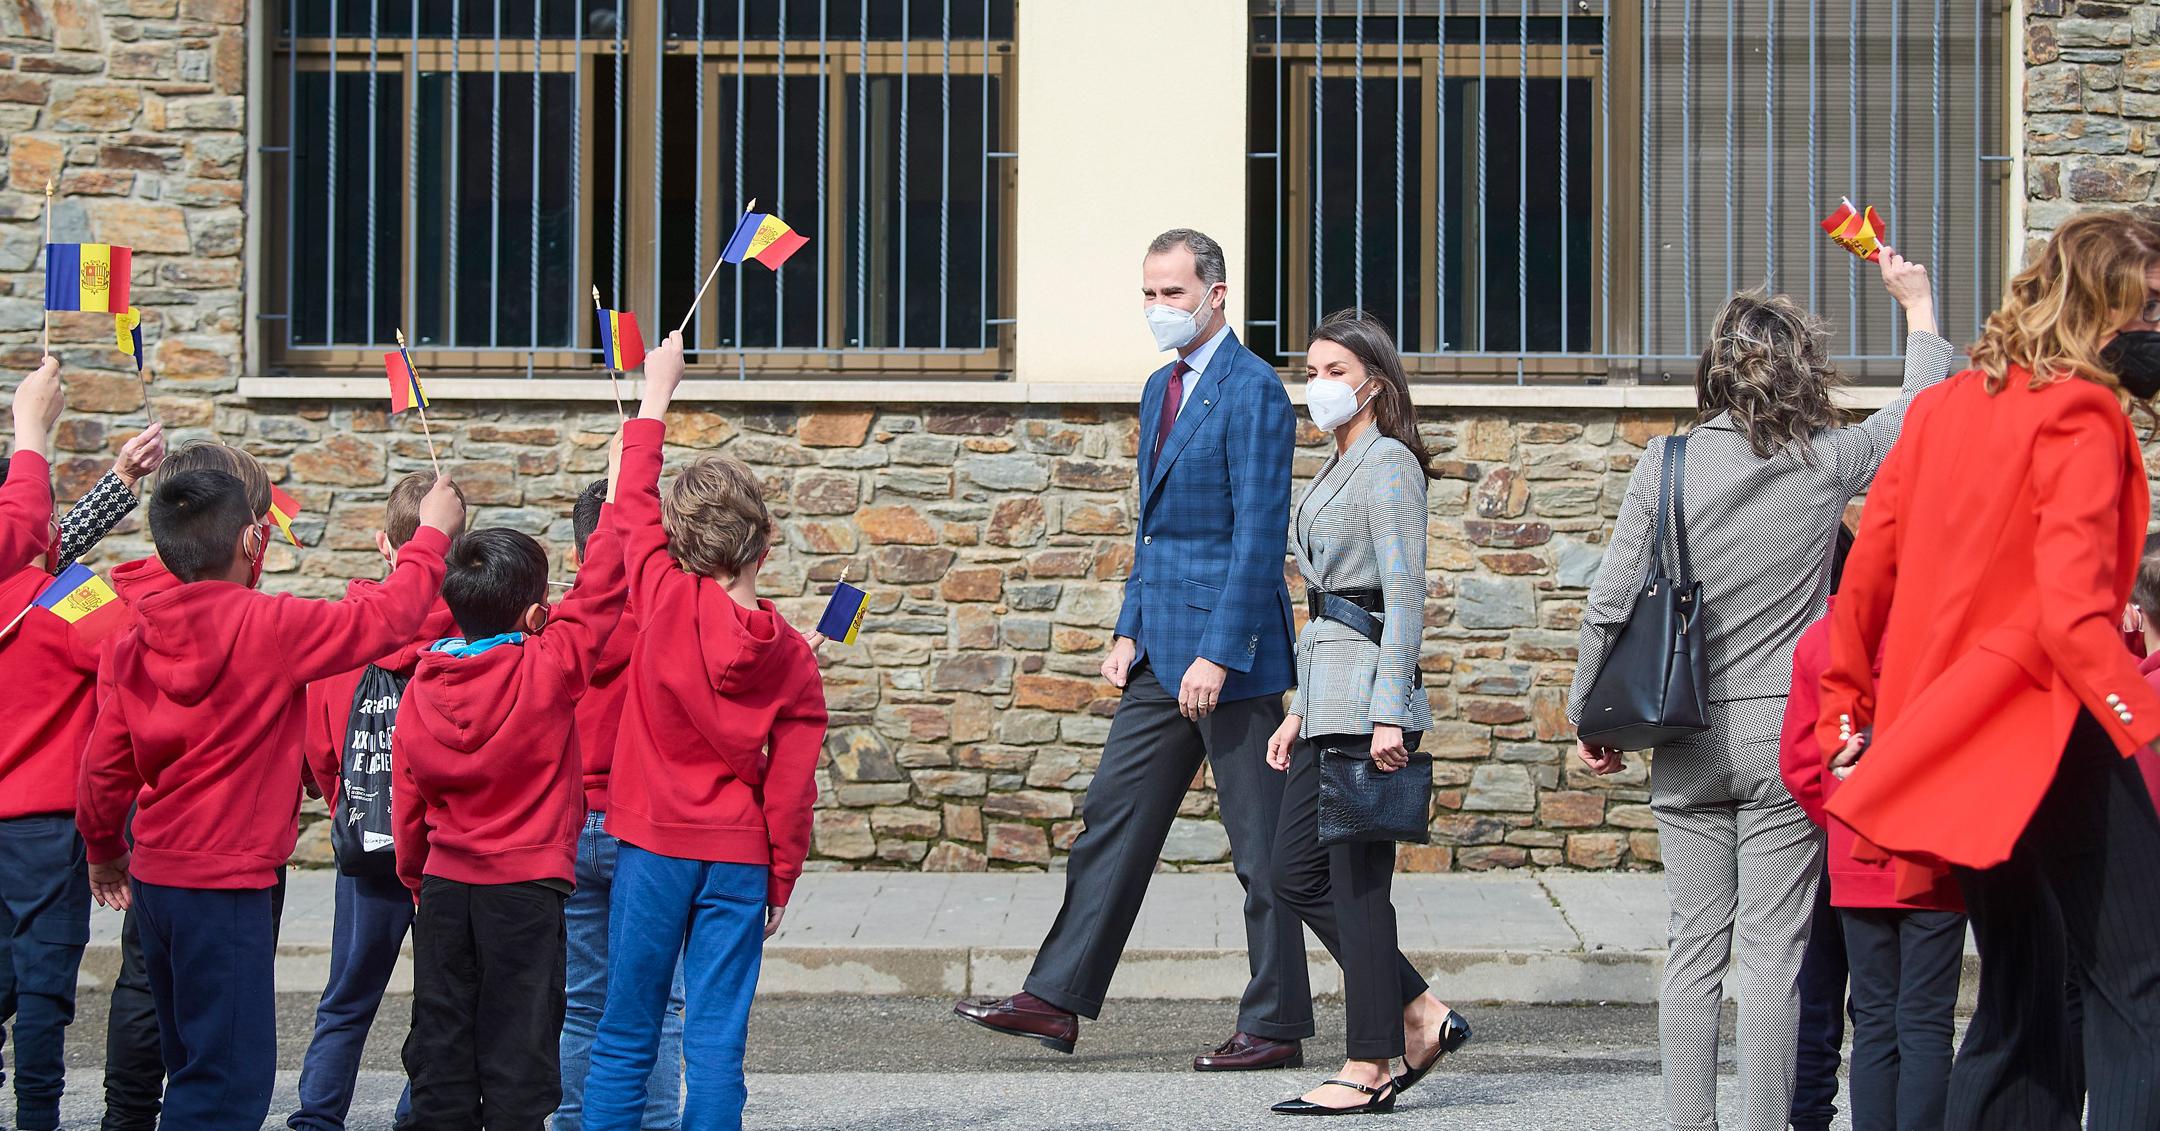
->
xmin=1307 ymin=310 xmax=1440 ymax=480
xmin=1694 ymin=290 xmax=1847 ymax=463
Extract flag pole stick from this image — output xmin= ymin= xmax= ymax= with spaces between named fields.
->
xmin=41 ymin=181 xmax=53 ymax=357
xmin=675 ymin=197 xmax=753 ymax=336
xmin=397 ymin=329 xmax=442 ymax=476
xmin=591 ymin=285 xmax=626 ymax=419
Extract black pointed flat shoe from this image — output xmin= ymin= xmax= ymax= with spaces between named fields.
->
xmin=1271 ymin=1078 xmax=1397 ymax=1116
xmin=1393 ymin=1009 xmax=1473 ymax=1094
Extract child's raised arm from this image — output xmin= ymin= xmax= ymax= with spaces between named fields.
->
xmin=536 ymin=502 xmax=628 ymax=695
xmin=3 ymin=357 xmax=63 ymax=572
xmin=272 ymin=477 xmax=465 ymax=686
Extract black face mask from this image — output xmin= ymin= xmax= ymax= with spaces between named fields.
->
xmin=2102 ymin=330 xmax=2160 ymax=400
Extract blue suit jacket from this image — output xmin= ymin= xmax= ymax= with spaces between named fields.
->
xmin=1116 ymin=331 xmax=1297 ymax=701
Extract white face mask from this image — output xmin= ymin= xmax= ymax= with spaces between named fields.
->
xmin=1145 ymin=286 xmax=1217 ymax=352
xmin=1305 ymin=375 xmax=1373 ymax=431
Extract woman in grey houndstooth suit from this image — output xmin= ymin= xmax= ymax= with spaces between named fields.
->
xmin=1261 ymin=312 xmax=1469 ymax=1118
xmin=1567 ymin=252 xmax=1955 ymax=1131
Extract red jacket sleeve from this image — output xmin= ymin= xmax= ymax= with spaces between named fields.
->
xmin=0 ymin=451 xmax=55 ymax=576
xmin=1779 ymin=618 xmax=1832 ymax=827
xmin=615 ymin=418 xmax=676 ymax=613
xmin=760 ymin=654 xmax=828 ymax=907
xmin=1817 ymin=425 xmax=1910 ymax=758
xmin=76 ymin=646 xmax=144 ymax=866
xmin=270 ymin=527 xmax=453 ymax=687
xmin=537 ymin=505 xmax=628 ymax=697
xmin=2025 ymin=393 xmax=2160 ymax=753
xmin=391 ymin=730 xmax=430 ymax=898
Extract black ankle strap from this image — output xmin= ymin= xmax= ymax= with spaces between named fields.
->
xmin=1321 ymin=1078 xmax=1386 ymax=1096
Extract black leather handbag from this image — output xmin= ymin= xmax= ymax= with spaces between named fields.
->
xmin=1576 ymin=434 xmax=1711 ymax=751
xmin=1317 ymin=733 xmax=1432 ymax=847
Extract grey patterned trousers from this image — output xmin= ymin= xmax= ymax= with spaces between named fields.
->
xmin=1651 ymin=697 xmax=1827 ymax=1131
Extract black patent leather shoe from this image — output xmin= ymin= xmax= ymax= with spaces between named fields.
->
xmin=1393 ymin=1009 xmax=1473 ymax=1094
xmin=1271 ymin=1078 xmax=1397 ymax=1116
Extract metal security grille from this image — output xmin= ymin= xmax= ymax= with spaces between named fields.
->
xmin=265 ymin=1 xmax=1016 ymax=380
xmin=1248 ymin=1 xmax=2009 ymax=384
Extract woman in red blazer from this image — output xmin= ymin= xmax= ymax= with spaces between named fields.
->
xmin=1817 ymin=209 xmax=2160 ymax=1131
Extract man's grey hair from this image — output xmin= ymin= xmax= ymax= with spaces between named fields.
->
xmin=1146 ymin=228 xmax=1227 ymax=287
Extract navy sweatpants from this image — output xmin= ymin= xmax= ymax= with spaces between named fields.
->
xmin=0 ymin=815 xmax=90 ymax=1131
xmin=133 ymin=879 xmax=279 ymax=1131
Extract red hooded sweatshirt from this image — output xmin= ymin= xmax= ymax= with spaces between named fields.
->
xmin=76 ymin=527 xmax=452 ymax=890
xmin=303 ymin=581 xmax=458 ymax=803
xmin=1780 ymin=609 xmax=1962 ymax=912
xmin=608 ymin=417 xmax=826 ymax=907
xmin=391 ymin=514 xmax=626 ymax=894
xmin=573 ymin=609 xmax=637 ymax=813
xmin=0 ymin=451 xmax=54 ymax=575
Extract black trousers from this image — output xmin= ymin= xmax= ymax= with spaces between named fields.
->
xmin=1945 ymin=711 xmax=2160 ymax=1131
xmin=400 ymin=877 xmax=567 ymax=1131
xmin=1791 ymin=860 xmax=1848 ymax=1131
xmin=1842 ymin=906 xmax=1963 ymax=1131
xmin=1023 ymin=666 xmax=1312 ymax=1040
xmin=102 ymin=868 xmax=285 ymax=1131
xmin=1272 ymin=738 xmax=1428 ymax=1061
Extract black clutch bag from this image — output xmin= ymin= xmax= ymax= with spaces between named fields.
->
xmin=1577 ymin=434 xmax=1711 ymax=751
xmin=1316 ymin=733 xmax=1431 ymax=847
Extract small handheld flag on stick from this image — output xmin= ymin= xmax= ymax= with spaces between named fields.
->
xmin=0 ymin=563 xmax=124 ymax=646
xmin=266 ymin=484 xmax=303 ymax=547
xmin=591 ymin=286 xmax=626 ymax=417
xmin=40 ymin=181 xmax=51 ymax=355
xmin=817 ymin=563 xmax=868 ymax=646
xmin=675 ymin=198 xmax=756 ymax=337
xmin=385 ymin=329 xmax=441 ymax=475
xmin=1821 ymin=198 xmax=1888 ymax=263
xmin=117 ymin=307 xmax=159 ymax=428
xmin=721 ymin=206 xmax=809 ymax=272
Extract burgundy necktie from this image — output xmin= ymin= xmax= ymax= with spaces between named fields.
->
xmin=1154 ymin=360 xmax=1190 ymax=465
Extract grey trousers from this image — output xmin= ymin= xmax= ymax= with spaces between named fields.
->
xmin=1652 ymin=697 xmax=1826 ymax=1131
xmin=1023 ymin=665 xmax=1312 ymax=1040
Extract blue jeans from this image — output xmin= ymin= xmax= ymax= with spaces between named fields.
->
xmin=583 ymin=846 xmax=764 ymax=1131
xmin=559 ymin=813 xmax=685 ymax=1131
xmin=290 ymin=871 xmax=414 ymax=1130
xmin=132 ymin=880 xmax=278 ymax=1131
xmin=0 ymin=815 xmax=90 ymax=1131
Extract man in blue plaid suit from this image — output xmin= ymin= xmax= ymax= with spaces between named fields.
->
xmin=956 ymin=229 xmax=1309 ymax=1071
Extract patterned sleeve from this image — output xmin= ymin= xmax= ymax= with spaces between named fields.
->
xmin=1830 ymin=330 xmax=1957 ymax=494
xmin=55 ymin=471 xmax=139 ymax=567
xmin=1363 ymin=446 xmax=1430 ymax=727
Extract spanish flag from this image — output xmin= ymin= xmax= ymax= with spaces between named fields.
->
xmin=116 ymin=308 xmax=144 ymax=372
xmin=33 ymin=563 xmax=124 ymax=645
xmin=267 ymin=484 xmax=302 ymax=547
xmin=385 ymin=347 xmax=429 ymax=415
xmin=1821 ymin=198 xmax=1888 ymax=263
xmin=721 ymin=210 xmax=809 ymax=271
xmin=597 ymin=308 xmax=646 ymax=371
xmin=45 ymin=243 xmax=132 ymax=313
xmin=816 ymin=580 xmax=868 ymax=645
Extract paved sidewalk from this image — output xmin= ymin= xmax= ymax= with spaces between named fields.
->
xmin=74 ymin=868 xmax=1973 ymax=1005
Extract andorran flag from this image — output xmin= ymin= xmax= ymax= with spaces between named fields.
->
xmin=116 ymin=308 xmax=144 ymax=372
xmin=597 ymin=308 xmax=646 ymax=371
xmin=34 ymin=563 xmax=124 ymax=646
xmin=721 ymin=210 xmax=809 ymax=271
xmin=816 ymin=580 xmax=868 ymax=645
xmin=266 ymin=484 xmax=302 ymax=547
xmin=384 ymin=348 xmax=429 ymax=415
xmin=45 ymin=243 xmax=132 ymax=313
xmin=1821 ymin=198 xmax=1888 ymax=263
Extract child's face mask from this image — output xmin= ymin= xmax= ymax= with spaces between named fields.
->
xmin=245 ymin=524 xmax=270 ymax=589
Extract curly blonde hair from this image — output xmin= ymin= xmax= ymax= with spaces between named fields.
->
xmin=662 ymin=455 xmax=776 ymax=580
xmin=1693 ymin=290 xmax=1846 ymax=462
xmin=1972 ymin=209 xmax=2160 ymax=401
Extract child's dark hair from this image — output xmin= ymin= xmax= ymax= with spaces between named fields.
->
xmin=149 ymin=470 xmax=257 ymax=582
xmin=2134 ymin=531 xmax=2160 ymax=617
xmin=572 ymin=480 xmax=608 ymax=554
xmin=442 ymin=528 xmax=550 ymax=639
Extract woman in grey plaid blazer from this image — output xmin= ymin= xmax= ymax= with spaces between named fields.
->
xmin=1567 ymin=251 xmax=1955 ymax=1131
xmin=1261 ymin=313 xmax=1469 ymax=1117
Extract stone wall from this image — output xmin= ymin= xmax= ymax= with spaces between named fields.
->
xmin=2025 ymin=0 xmax=2160 ymax=245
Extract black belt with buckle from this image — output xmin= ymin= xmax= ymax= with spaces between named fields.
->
xmin=1306 ymin=586 xmax=1385 ymax=645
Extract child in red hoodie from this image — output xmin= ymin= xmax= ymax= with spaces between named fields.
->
xmin=75 ymin=465 xmax=464 ymax=1130
xmin=289 ymin=471 xmax=460 ymax=1131
xmin=391 ymin=494 xmax=627 ymax=1128
xmin=1780 ymin=546 xmax=1965 ymax=1131
xmin=581 ymin=333 xmax=827 ymax=1129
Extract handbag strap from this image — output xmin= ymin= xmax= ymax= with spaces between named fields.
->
xmin=1646 ymin=433 xmax=1687 ymax=585
xmin=1667 ymin=434 xmax=1694 ymax=586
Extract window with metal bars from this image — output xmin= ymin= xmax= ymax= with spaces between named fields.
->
xmin=1248 ymin=1 xmax=2008 ymax=385
xmin=266 ymin=0 xmax=1016 ymax=380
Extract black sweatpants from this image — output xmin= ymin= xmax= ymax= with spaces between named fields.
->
xmin=1272 ymin=737 xmax=1429 ymax=1061
xmin=400 ymin=876 xmax=567 ymax=1131
xmin=1945 ymin=711 xmax=2160 ymax=1131
xmin=1842 ymin=906 xmax=1963 ymax=1131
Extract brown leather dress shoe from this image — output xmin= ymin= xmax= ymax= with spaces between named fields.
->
xmin=952 ymin=992 xmax=1080 ymax=1054
xmin=1193 ymin=1031 xmax=1305 ymax=1072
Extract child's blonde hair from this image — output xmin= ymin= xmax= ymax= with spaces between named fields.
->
xmin=662 ymin=456 xmax=775 ymax=580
